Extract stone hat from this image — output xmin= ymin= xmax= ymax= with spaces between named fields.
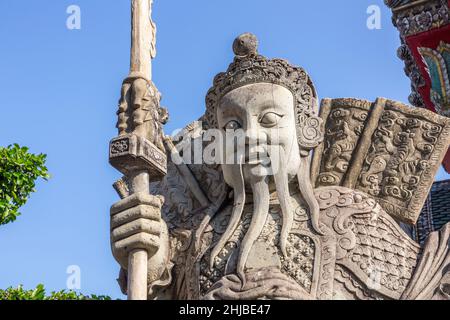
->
xmin=205 ymin=33 xmax=323 ymax=151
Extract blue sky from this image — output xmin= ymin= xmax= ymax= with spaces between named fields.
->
xmin=0 ymin=0 xmax=448 ymax=299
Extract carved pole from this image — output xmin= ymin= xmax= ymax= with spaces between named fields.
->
xmin=109 ymin=0 xmax=166 ymax=300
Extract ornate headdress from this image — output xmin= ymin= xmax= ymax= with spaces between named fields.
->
xmin=205 ymin=33 xmax=323 ymax=152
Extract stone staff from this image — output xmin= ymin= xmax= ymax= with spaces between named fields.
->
xmin=109 ymin=0 xmax=166 ymax=300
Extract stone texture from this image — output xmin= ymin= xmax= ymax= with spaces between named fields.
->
xmin=110 ymin=33 xmax=450 ymax=300
xmin=311 ymin=97 xmax=450 ymax=224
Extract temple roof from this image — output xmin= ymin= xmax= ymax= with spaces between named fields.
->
xmin=385 ymin=0 xmax=422 ymax=10
xmin=415 ymin=179 xmax=450 ymax=244
xmin=385 ymin=0 xmax=450 ymax=172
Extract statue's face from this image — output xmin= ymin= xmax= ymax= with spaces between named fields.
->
xmin=217 ymin=83 xmax=301 ymax=185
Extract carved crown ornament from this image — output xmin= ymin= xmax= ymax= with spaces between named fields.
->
xmin=205 ymin=33 xmax=323 ymax=153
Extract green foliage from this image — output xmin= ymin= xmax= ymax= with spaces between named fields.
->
xmin=0 ymin=146 xmax=111 ymax=300
xmin=0 ymin=144 xmax=49 ymax=225
xmin=0 ymin=284 xmax=111 ymax=300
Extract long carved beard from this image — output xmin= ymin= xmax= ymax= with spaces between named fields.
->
xmin=272 ymin=148 xmax=294 ymax=258
xmin=209 ymin=161 xmax=246 ymax=269
xmin=209 ymin=162 xmax=271 ymax=282
xmin=236 ymin=177 xmax=270 ymax=282
xmin=210 ymin=146 xmax=322 ymax=282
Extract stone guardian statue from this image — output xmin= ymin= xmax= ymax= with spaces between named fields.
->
xmin=110 ymin=33 xmax=450 ymax=300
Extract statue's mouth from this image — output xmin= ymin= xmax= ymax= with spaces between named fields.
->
xmin=244 ymin=157 xmax=267 ymax=166
xmin=243 ymin=145 xmax=271 ymax=166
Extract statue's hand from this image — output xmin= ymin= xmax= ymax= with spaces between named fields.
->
xmin=110 ymin=192 xmax=164 ymax=270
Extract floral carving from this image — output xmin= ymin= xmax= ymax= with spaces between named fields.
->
xmin=110 ymin=138 xmax=130 ymax=154
xmin=391 ymin=0 xmax=449 ymax=37
xmin=317 ymin=101 xmax=371 ymax=186
xmin=316 ymin=186 xmax=422 ymax=299
xmin=313 ymin=97 xmax=450 ymax=224
xmin=356 ymin=100 xmax=449 ymax=223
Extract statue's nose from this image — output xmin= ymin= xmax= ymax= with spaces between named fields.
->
xmin=244 ymin=129 xmax=269 ymax=156
xmin=245 ymin=129 xmax=267 ymax=145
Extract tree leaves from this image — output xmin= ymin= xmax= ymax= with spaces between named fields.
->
xmin=0 ymin=284 xmax=111 ymax=300
xmin=0 ymin=144 xmax=50 ymax=225
xmin=0 ymin=146 xmax=112 ymax=300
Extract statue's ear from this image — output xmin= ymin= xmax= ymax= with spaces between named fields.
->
xmin=296 ymin=114 xmax=324 ymax=154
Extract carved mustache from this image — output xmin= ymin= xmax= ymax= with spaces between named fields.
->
xmin=229 ymin=144 xmax=283 ymax=173
xmin=244 ymin=145 xmax=270 ymax=165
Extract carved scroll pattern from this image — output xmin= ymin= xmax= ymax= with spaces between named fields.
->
xmin=356 ymin=100 xmax=450 ymax=223
xmin=315 ymin=99 xmax=372 ymax=187
xmin=390 ymin=0 xmax=449 ymax=37
xmin=316 ymin=186 xmax=422 ymax=299
xmin=316 ymin=234 xmax=336 ymax=300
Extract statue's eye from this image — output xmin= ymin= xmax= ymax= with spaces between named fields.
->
xmin=224 ymin=120 xmax=241 ymax=130
xmin=259 ymin=112 xmax=283 ymax=127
